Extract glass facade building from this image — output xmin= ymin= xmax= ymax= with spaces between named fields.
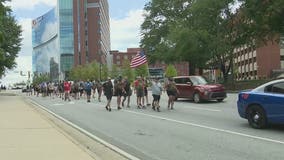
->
xmin=32 ymin=8 xmax=59 ymax=80
xmin=32 ymin=0 xmax=110 ymax=81
xmin=58 ymin=0 xmax=74 ymax=78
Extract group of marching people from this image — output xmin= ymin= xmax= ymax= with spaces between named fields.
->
xmin=29 ymin=76 xmax=179 ymax=112
xmin=32 ymin=80 xmax=103 ymax=102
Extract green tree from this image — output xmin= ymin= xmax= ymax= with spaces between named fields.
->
xmin=101 ymin=64 xmax=108 ymax=81
xmin=121 ymin=60 xmax=134 ymax=82
xmin=88 ymin=62 xmax=99 ymax=80
xmin=111 ymin=64 xmax=119 ymax=78
xmin=236 ymin=0 xmax=284 ymax=45
xmin=134 ymin=64 xmax=149 ymax=78
xmin=140 ymin=0 xmax=241 ymax=82
xmin=32 ymin=74 xmax=50 ymax=86
xmin=0 ymin=1 xmax=22 ymax=78
xmin=165 ymin=64 xmax=177 ymax=78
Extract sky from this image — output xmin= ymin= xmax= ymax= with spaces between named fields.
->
xmin=1 ymin=0 xmax=149 ymax=86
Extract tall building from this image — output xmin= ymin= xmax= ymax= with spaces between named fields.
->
xmin=32 ymin=0 xmax=110 ymax=80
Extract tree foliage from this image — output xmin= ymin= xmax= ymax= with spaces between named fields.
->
xmin=236 ymin=0 xmax=284 ymax=45
xmin=140 ymin=0 xmax=284 ymax=82
xmin=111 ymin=64 xmax=120 ymax=78
xmin=0 ymin=1 xmax=22 ymax=78
xmin=134 ymin=64 xmax=149 ymax=78
xmin=121 ymin=59 xmax=135 ymax=82
xmin=69 ymin=62 xmax=104 ymax=81
xmin=165 ymin=64 xmax=177 ymax=78
xmin=32 ymin=74 xmax=50 ymax=86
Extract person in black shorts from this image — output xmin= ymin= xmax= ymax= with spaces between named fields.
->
xmin=122 ymin=77 xmax=132 ymax=108
xmin=165 ymin=77 xmax=179 ymax=110
xmin=114 ymin=77 xmax=124 ymax=110
xmin=103 ymin=77 xmax=113 ymax=111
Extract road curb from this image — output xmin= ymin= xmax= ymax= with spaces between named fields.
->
xmin=27 ymin=98 xmax=140 ymax=160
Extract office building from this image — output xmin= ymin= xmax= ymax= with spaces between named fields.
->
xmin=32 ymin=0 xmax=110 ymax=80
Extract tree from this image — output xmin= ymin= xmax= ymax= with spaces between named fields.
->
xmin=134 ymin=64 xmax=149 ymax=78
xmin=140 ymin=0 xmax=242 ymax=81
xmin=111 ymin=64 xmax=119 ymax=78
xmin=236 ymin=0 xmax=284 ymax=45
xmin=101 ymin=64 xmax=108 ymax=81
xmin=32 ymin=74 xmax=50 ymax=86
xmin=165 ymin=64 xmax=177 ymax=78
xmin=0 ymin=1 xmax=22 ymax=78
xmin=121 ymin=60 xmax=134 ymax=82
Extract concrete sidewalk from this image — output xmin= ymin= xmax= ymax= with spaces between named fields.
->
xmin=0 ymin=92 xmax=95 ymax=160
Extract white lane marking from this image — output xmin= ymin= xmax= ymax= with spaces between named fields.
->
xmin=28 ymin=100 xmax=140 ymax=160
xmin=185 ymin=106 xmax=221 ymax=112
xmin=68 ymin=101 xmax=75 ymax=104
xmin=124 ymin=110 xmax=284 ymax=145
xmin=52 ymin=103 xmax=64 ymax=106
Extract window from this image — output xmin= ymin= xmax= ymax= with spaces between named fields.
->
xmin=272 ymin=83 xmax=284 ymax=94
xmin=281 ymin=55 xmax=284 ymax=61
xmin=174 ymin=78 xmax=191 ymax=84
xmin=265 ymin=82 xmax=284 ymax=94
xmin=174 ymin=78 xmax=184 ymax=84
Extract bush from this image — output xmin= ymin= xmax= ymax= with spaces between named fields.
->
xmin=224 ymin=79 xmax=270 ymax=91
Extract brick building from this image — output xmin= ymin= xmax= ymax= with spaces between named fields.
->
xmin=234 ymin=40 xmax=284 ymax=80
xmin=110 ymin=48 xmax=189 ymax=76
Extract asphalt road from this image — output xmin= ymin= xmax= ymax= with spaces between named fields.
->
xmin=28 ymin=92 xmax=284 ymax=160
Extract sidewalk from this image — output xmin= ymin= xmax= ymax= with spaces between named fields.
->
xmin=0 ymin=92 xmax=95 ymax=160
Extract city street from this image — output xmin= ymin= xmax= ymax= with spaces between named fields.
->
xmin=28 ymin=92 xmax=284 ymax=160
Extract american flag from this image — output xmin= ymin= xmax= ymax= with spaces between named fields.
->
xmin=130 ymin=51 xmax=147 ymax=68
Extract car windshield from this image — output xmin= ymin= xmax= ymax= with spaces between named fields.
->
xmin=190 ymin=76 xmax=208 ymax=85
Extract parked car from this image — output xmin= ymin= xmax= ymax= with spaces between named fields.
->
xmin=237 ymin=79 xmax=284 ymax=129
xmin=173 ymin=76 xmax=227 ymax=103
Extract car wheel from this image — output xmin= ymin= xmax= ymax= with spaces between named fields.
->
xmin=193 ymin=93 xmax=200 ymax=103
xmin=217 ymin=99 xmax=224 ymax=102
xmin=246 ymin=105 xmax=267 ymax=129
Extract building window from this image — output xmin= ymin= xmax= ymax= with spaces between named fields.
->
xmin=281 ymin=55 xmax=284 ymax=61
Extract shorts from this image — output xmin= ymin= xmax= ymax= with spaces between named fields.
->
xmin=86 ymin=90 xmax=92 ymax=96
xmin=115 ymin=88 xmax=123 ymax=97
xmin=136 ymin=89 xmax=144 ymax=97
xmin=152 ymin=94 xmax=160 ymax=101
xmin=167 ymin=90 xmax=176 ymax=96
xmin=106 ymin=94 xmax=112 ymax=100
xmin=124 ymin=89 xmax=132 ymax=97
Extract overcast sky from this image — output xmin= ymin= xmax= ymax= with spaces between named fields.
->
xmin=1 ymin=0 xmax=149 ymax=86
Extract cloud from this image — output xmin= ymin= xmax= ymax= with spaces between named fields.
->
xmin=5 ymin=0 xmax=56 ymax=10
xmin=1 ymin=56 xmax=32 ymax=86
xmin=110 ymin=9 xmax=145 ymax=51
xmin=0 ymin=18 xmax=33 ymax=86
xmin=18 ymin=18 xmax=33 ymax=57
xmin=1 ymin=7 xmax=145 ymax=85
